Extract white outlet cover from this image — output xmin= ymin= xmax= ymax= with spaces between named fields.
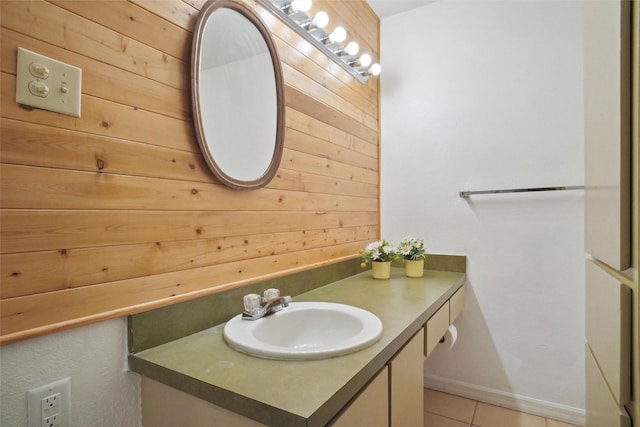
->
xmin=27 ymin=377 xmax=71 ymax=427
xmin=16 ymin=47 xmax=82 ymax=117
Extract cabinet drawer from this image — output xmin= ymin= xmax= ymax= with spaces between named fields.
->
xmin=425 ymin=301 xmax=449 ymax=357
xmin=585 ymin=261 xmax=631 ymax=405
xmin=450 ymin=285 xmax=465 ymax=323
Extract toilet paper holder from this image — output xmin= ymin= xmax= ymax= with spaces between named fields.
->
xmin=437 ymin=324 xmax=458 ymax=351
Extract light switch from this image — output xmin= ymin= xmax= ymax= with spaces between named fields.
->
xmin=16 ymin=47 xmax=81 ymax=117
xmin=29 ymin=62 xmax=50 ymax=79
xmin=28 ymin=81 xmax=50 ymax=97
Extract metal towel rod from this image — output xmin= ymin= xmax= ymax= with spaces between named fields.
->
xmin=459 ymin=185 xmax=584 ymax=198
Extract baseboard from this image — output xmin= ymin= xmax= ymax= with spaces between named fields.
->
xmin=424 ymin=373 xmax=586 ymax=426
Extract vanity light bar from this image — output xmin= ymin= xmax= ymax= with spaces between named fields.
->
xmin=258 ymin=0 xmax=380 ymax=84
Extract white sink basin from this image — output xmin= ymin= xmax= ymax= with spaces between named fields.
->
xmin=223 ymin=302 xmax=383 ymax=360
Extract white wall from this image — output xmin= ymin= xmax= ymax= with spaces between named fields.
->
xmin=380 ymin=1 xmax=585 ymax=424
xmin=0 ymin=318 xmax=141 ymax=427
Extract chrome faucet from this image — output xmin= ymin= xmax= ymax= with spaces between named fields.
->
xmin=242 ymin=289 xmax=292 ymax=320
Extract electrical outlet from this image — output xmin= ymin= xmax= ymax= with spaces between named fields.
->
xmin=43 ymin=414 xmax=61 ymax=427
xmin=27 ymin=378 xmax=71 ymax=427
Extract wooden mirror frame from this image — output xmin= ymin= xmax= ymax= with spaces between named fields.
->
xmin=191 ymin=0 xmax=285 ymax=190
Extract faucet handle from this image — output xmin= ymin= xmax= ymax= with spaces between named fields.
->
xmin=243 ymin=293 xmax=262 ymax=315
xmin=263 ymin=288 xmax=280 ymax=301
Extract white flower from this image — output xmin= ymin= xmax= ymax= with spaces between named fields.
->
xmin=361 ymin=239 xmax=399 ymax=264
xmin=366 ymin=241 xmax=380 ymax=251
xmin=397 ymin=236 xmax=427 ymax=260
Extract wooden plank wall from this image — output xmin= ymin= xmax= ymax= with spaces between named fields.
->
xmin=0 ymin=0 xmax=380 ymax=344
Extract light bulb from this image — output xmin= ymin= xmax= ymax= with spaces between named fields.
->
xmin=329 ymin=26 xmax=347 ymax=43
xmin=345 ymin=41 xmax=359 ymax=56
xmin=370 ymin=63 xmax=382 ymax=76
xmin=312 ymin=11 xmax=329 ymax=28
xmin=290 ymin=0 xmax=312 ymax=12
xmin=359 ymin=53 xmax=372 ymax=67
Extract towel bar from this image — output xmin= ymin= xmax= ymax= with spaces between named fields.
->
xmin=459 ymin=185 xmax=584 ymax=198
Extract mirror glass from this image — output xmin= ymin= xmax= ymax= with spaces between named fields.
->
xmin=192 ymin=0 xmax=285 ymax=190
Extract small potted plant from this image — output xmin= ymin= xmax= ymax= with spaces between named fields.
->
xmin=360 ymin=239 xmax=399 ymax=279
xmin=397 ymin=236 xmax=427 ymax=277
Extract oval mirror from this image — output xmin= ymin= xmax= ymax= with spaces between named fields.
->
xmin=192 ymin=0 xmax=285 ymax=190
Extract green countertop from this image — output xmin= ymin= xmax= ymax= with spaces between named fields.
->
xmin=129 ymin=267 xmax=465 ymax=427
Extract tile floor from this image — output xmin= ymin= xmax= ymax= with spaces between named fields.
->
xmin=423 ymin=388 xmax=581 ymax=427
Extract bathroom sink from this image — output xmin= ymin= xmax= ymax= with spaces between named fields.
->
xmin=223 ymin=302 xmax=383 ymax=360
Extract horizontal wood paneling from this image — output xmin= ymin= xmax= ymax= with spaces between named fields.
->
xmin=286 ymin=85 xmax=378 ymax=143
xmin=286 ymin=108 xmax=378 ymax=158
xmin=1 ymin=28 xmax=191 ymax=121
xmin=1 ymin=73 xmax=197 ymax=152
xmin=49 ymin=0 xmax=192 ymax=60
xmin=2 ymin=226 xmax=378 ymax=299
xmin=276 ymin=39 xmax=378 ymax=119
xmin=0 ymin=0 xmax=379 ymax=343
xmin=129 ymin=0 xmax=200 ymax=30
xmin=283 ymin=63 xmax=378 ymax=131
xmin=1 ymin=119 xmax=207 ymax=180
xmin=1 ymin=210 xmax=378 ymax=254
xmin=1 ymin=243 xmax=368 ymax=343
xmin=1 ymin=165 xmax=379 ymax=212
xmin=2 ymin=0 xmax=188 ymax=90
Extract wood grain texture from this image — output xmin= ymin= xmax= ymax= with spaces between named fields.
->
xmin=0 ymin=0 xmax=379 ymax=343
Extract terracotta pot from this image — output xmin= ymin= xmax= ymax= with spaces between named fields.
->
xmin=404 ymin=259 xmax=424 ymax=278
xmin=371 ymin=261 xmax=391 ymax=279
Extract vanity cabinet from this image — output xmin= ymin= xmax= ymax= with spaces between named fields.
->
xmin=142 ymin=331 xmax=426 ymax=427
xmin=131 ymin=266 xmax=467 ymax=427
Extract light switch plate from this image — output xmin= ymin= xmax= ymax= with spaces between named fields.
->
xmin=16 ymin=47 xmax=82 ymax=117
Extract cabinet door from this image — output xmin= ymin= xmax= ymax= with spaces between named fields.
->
xmin=330 ymin=366 xmax=389 ymax=427
xmin=142 ymin=377 xmax=266 ymax=427
xmin=425 ymin=302 xmax=449 ymax=357
xmin=584 ymin=0 xmax=631 ymax=270
xmin=390 ymin=328 xmax=425 ymax=427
